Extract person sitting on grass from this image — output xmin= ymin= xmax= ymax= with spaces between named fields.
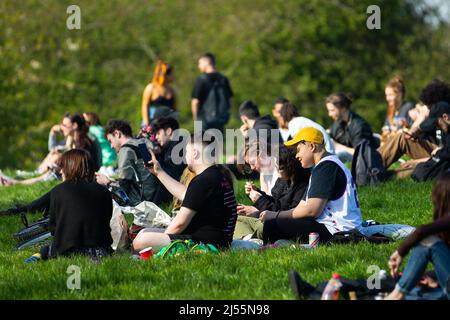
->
xmin=132 ymin=132 xmax=238 ymax=253
xmin=326 ymin=93 xmax=378 ymax=163
xmin=95 ymin=119 xmax=158 ymax=206
xmin=24 ymin=149 xmax=113 ymax=263
xmin=83 ymin=112 xmax=117 ymax=176
xmin=260 ymin=127 xmax=363 ymax=244
xmin=1 ymin=114 xmax=102 ymax=186
xmin=234 ymin=146 xmax=311 ymax=240
xmin=386 ymin=170 xmax=450 ymax=300
xmin=378 ymin=79 xmax=450 ymax=176
xmin=235 ymin=141 xmax=280 ymax=217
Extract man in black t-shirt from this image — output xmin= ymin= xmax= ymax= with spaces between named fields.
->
xmin=191 ymin=53 xmax=233 ymax=131
xmin=133 ymin=133 xmax=238 ymax=253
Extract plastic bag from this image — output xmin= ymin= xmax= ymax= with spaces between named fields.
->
xmin=110 ymin=200 xmax=129 ymax=251
xmin=118 ymin=201 xmax=172 ymax=228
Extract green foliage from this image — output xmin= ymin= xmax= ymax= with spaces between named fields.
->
xmin=0 ymin=178 xmax=434 ymax=299
xmin=1 ymin=0 xmax=449 ymax=169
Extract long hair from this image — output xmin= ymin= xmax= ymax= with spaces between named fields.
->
xmin=432 ymin=171 xmax=450 ymax=244
xmin=386 ymin=75 xmax=406 ymax=125
xmin=278 ymin=147 xmax=310 ymax=185
xmin=58 ymin=149 xmax=96 ymax=183
xmin=70 ymin=113 xmax=93 ymax=150
xmin=151 ymin=60 xmax=172 ymax=87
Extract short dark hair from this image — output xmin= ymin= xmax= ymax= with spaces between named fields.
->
xmin=200 ymin=53 xmax=216 ymax=67
xmin=58 ymin=149 xmax=96 ymax=183
xmin=274 ymin=97 xmax=290 ymax=107
xmin=104 ymin=119 xmax=133 ymax=137
xmin=152 ymin=117 xmax=180 ymax=132
xmin=280 ymin=102 xmax=299 ymax=122
xmin=326 ymin=93 xmax=353 ymax=109
xmin=419 ymin=79 xmax=450 ymax=108
xmin=239 ymin=100 xmax=260 ymax=119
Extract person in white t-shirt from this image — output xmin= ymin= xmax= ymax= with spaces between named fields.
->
xmin=260 ymin=127 xmax=362 ymax=244
xmin=278 ymin=102 xmax=335 ymax=153
xmin=271 ymin=97 xmax=291 ymax=142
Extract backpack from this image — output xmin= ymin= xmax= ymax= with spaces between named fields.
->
xmin=351 ymin=139 xmax=387 ymax=187
xmin=411 ymin=156 xmax=450 ymax=182
xmin=328 ymin=228 xmax=391 ymax=245
xmin=155 ymin=239 xmax=220 ymax=258
xmin=199 ymin=75 xmax=231 ymax=128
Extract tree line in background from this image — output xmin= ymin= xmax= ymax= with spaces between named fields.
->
xmin=1 ymin=0 xmax=449 ymax=169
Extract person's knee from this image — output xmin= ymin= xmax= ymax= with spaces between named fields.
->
xmin=132 ymin=232 xmax=148 ymax=251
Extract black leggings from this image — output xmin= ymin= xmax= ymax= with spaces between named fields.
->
xmin=263 ymin=217 xmax=333 ymax=244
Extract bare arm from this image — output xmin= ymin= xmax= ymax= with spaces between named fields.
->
xmin=292 ymin=198 xmax=328 ymax=219
xmin=191 ymin=98 xmax=200 ymax=121
xmin=333 ymin=140 xmax=355 ymax=155
xmin=141 ymin=84 xmax=153 ymax=126
xmin=147 ymin=149 xmax=187 ymax=201
xmin=164 ymin=206 xmax=196 ymax=234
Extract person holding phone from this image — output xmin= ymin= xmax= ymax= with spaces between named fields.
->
xmin=133 ymin=132 xmax=238 ymax=253
xmin=95 ymin=119 xmax=159 ymax=206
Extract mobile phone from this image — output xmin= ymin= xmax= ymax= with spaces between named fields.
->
xmin=138 ymin=143 xmax=152 ymax=164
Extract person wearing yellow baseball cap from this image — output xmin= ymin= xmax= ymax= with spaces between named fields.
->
xmin=259 ymin=127 xmax=363 ymax=245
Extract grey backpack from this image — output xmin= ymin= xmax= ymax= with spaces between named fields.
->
xmin=351 ymin=139 xmax=387 ymax=186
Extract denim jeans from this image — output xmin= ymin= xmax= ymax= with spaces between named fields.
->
xmin=397 ymin=237 xmax=450 ymax=299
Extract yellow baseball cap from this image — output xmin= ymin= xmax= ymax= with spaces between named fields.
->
xmin=284 ymin=127 xmax=324 ymax=148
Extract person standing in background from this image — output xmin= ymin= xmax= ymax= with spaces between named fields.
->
xmin=141 ymin=61 xmax=176 ymax=127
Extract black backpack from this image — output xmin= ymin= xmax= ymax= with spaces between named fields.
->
xmin=199 ymin=75 xmax=231 ymax=128
xmin=351 ymin=139 xmax=387 ymax=187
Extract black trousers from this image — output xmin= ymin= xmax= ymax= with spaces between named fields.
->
xmin=263 ymin=216 xmax=333 ymax=244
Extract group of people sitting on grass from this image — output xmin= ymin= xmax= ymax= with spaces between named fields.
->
xmin=1 ymin=55 xmax=449 ymax=299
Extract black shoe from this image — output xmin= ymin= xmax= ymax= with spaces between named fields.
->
xmin=288 ymin=270 xmax=315 ymax=300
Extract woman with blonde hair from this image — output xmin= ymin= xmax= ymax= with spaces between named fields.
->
xmin=141 ymin=60 xmax=176 ymax=127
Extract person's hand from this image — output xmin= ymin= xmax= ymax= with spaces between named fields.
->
xmin=240 ymin=124 xmax=249 ymax=137
xmin=51 ymin=124 xmax=61 ymax=134
xmin=147 ymin=149 xmax=162 ymax=176
xmin=431 ymin=147 xmax=441 ymax=156
xmin=249 ymin=189 xmax=262 ymax=202
xmin=244 ymin=181 xmax=256 ymax=195
xmin=388 ymin=250 xmax=403 ymax=278
xmin=95 ymin=172 xmax=110 ymax=186
xmin=236 ymin=204 xmax=258 ymax=216
xmin=259 ymin=210 xmax=278 ymax=222
xmin=399 ymin=159 xmax=419 ymax=170
xmin=403 ymin=128 xmax=417 ymax=141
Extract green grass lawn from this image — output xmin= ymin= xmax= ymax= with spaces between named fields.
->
xmin=0 ymin=178 xmax=433 ymax=299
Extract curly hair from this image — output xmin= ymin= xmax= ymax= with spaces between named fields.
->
xmin=104 ymin=119 xmax=133 ymax=137
xmin=419 ymin=79 xmax=450 ymax=108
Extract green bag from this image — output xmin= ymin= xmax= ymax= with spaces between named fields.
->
xmin=155 ymin=239 xmax=219 ymax=258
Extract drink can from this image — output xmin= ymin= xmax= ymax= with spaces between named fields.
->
xmin=308 ymin=232 xmax=319 ymax=248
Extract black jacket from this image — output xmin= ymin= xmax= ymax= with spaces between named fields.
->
xmin=253 ymin=115 xmax=283 ymax=145
xmin=253 ymin=178 xmax=308 ymax=212
xmin=330 ymin=111 xmax=379 ymax=148
xmin=27 ymin=181 xmax=112 ymax=256
xmin=154 ymin=140 xmax=186 ymax=204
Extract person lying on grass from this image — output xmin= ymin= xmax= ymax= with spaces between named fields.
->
xmin=132 ymin=132 xmax=238 ymax=253
xmin=233 ymin=146 xmax=310 ymax=240
xmin=259 ymin=127 xmax=363 ymax=244
xmin=386 ymin=170 xmax=450 ymax=300
xmin=24 ymin=149 xmax=113 ymax=263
